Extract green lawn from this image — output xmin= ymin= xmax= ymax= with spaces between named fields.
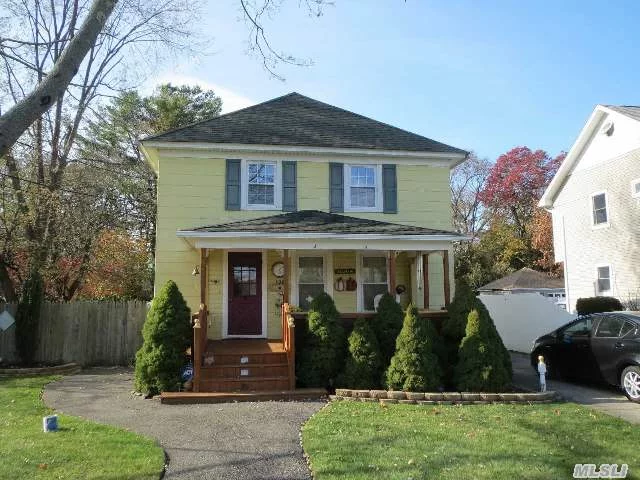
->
xmin=302 ymin=401 xmax=640 ymax=480
xmin=0 ymin=376 xmax=164 ymax=480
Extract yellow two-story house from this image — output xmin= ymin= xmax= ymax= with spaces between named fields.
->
xmin=141 ymin=92 xmax=467 ymax=396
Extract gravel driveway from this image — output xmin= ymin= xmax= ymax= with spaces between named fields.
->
xmin=44 ymin=368 xmax=325 ymax=480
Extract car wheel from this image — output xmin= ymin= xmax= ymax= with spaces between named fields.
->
xmin=621 ymin=366 xmax=640 ymax=403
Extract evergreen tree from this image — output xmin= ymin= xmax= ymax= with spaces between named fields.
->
xmin=372 ymin=293 xmax=403 ymax=367
xmin=296 ymin=292 xmax=345 ymax=388
xmin=134 ymin=280 xmax=191 ymax=395
xmin=386 ymin=304 xmax=442 ymax=392
xmin=337 ymin=318 xmax=383 ymax=389
xmin=15 ymin=268 xmax=44 ymax=365
xmin=454 ymin=309 xmax=511 ymax=392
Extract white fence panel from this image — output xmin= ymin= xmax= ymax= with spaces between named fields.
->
xmin=478 ymin=293 xmax=577 ymax=353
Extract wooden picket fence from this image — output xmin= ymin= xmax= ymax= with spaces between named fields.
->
xmin=0 ymin=300 xmax=148 ymax=366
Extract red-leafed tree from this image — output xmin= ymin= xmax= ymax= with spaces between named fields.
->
xmin=479 ymin=147 xmax=565 ymax=238
xmin=530 ymin=208 xmax=563 ymax=276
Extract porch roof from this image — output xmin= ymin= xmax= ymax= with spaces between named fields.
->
xmin=177 ymin=210 xmax=466 ymax=251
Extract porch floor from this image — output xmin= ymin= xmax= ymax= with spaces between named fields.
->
xmin=205 ymin=339 xmax=285 ymax=355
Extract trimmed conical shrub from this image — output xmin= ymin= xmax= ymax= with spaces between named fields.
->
xmin=372 ymin=293 xmax=403 ymax=367
xmin=296 ymin=292 xmax=345 ymax=388
xmin=134 ymin=280 xmax=191 ymax=395
xmin=442 ymin=278 xmax=477 ymax=343
xmin=385 ymin=304 xmax=442 ymax=392
xmin=454 ymin=308 xmax=511 ymax=392
xmin=337 ymin=318 xmax=383 ymax=389
xmin=15 ymin=268 xmax=44 ymax=365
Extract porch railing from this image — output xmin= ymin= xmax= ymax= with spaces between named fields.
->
xmin=192 ymin=303 xmax=207 ymax=392
xmin=281 ymin=302 xmax=296 ymax=390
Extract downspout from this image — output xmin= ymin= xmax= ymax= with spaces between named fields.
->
xmin=561 ymin=214 xmax=571 ymax=313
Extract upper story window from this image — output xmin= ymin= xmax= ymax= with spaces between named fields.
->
xmin=344 ymin=164 xmax=383 ymax=212
xmin=631 ymin=179 xmax=640 ymax=198
xmin=591 ymin=191 xmax=609 ymax=227
xmin=242 ymin=161 xmax=282 ymax=210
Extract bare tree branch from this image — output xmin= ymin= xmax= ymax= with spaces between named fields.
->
xmin=0 ymin=0 xmax=117 ymax=157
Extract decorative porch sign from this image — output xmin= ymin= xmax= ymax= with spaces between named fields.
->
xmin=334 ymin=268 xmax=356 ymax=275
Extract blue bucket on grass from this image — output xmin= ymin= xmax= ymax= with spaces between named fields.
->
xmin=43 ymin=415 xmax=58 ymax=432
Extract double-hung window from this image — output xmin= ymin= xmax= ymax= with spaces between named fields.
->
xmin=243 ymin=161 xmax=281 ymax=209
xmin=298 ymin=256 xmax=325 ymax=310
xmin=591 ymin=192 xmax=609 ymax=226
xmin=596 ymin=265 xmax=612 ymax=294
xmin=361 ymin=256 xmax=388 ymax=311
xmin=345 ymin=165 xmax=382 ymax=212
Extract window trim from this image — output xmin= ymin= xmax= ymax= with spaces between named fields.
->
xmin=290 ymin=252 xmax=333 ymax=310
xmin=595 ymin=264 xmax=613 ymax=296
xmin=631 ymin=178 xmax=640 ymax=198
xmin=241 ymin=159 xmax=282 ymax=210
xmin=357 ymin=252 xmax=389 ymax=312
xmin=590 ymin=190 xmax=610 ymax=229
xmin=344 ymin=164 xmax=383 ymax=212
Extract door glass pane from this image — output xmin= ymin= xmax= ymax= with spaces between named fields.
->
xmin=362 ymin=257 xmax=387 ymax=283
xmin=595 ymin=316 xmax=625 ymax=337
xmin=233 ymin=266 xmax=257 ymax=296
xmin=364 ymin=284 xmax=388 ymax=311
xmin=299 ymin=257 xmax=323 ymax=283
xmin=299 ymin=284 xmax=325 ymax=311
xmin=621 ymin=321 xmax=638 ymax=337
xmin=298 ymin=257 xmax=324 ymax=310
xmin=563 ymin=318 xmax=593 ymax=337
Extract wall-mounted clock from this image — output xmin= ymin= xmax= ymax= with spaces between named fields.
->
xmin=272 ymin=261 xmax=285 ymax=278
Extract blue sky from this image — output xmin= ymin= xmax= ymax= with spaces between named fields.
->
xmin=150 ymin=1 xmax=640 ymax=160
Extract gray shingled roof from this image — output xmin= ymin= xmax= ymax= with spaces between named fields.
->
xmin=478 ymin=268 xmax=565 ymax=291
xmin=144 ymin=92 xmax=467 ymax=155
xmin=605 ymin=105 xmax=640 ymax=122
xmin=181 ymin=210 xmax=463 ymax=236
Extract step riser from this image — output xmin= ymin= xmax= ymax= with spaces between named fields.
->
xmin=200 ymin=379 xmax=290 ymax=392
xmin=201 ymin=365 xmax=289 ymax=379
xmin=205 ymin=353 xmax=288 ymax=365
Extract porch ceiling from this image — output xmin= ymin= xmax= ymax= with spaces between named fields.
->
xmin=177 ymin=210 xmax=467 ymax=251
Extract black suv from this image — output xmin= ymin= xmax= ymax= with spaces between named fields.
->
xmin=531 ymin=312 xmax=640 ymax=403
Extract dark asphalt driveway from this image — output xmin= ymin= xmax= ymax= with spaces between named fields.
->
xmin=511 ymin=352 xmax=640 ymax=425
xmin=44 ymin=368 xmax=325 ymax=480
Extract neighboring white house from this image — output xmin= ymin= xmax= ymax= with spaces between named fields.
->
xmin=478 ymin=267 xmax=566 ymax=309
xmin=539 ymin=104 xmax=640 ymax=313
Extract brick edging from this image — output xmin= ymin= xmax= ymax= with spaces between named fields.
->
xmin=0 ymin=363 xmax=81 ymax=376
xmin=331 ymin=388 xmax=559 ymax=404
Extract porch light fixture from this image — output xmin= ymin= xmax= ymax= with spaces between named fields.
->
xmin=192 ymin=265 xmax=200 ymax=276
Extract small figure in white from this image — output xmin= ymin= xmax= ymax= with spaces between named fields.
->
xmin=537 ymin=355 xmax=547 ymax=392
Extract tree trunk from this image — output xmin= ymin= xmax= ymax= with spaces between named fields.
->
xmin=0 ymin=0 xmax=117 ymax=158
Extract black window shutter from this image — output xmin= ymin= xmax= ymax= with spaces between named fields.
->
xmin=282 ymin=161 xmax=297 ymax=211
xmin=329 ymin=163 xmax=344 ymax=212
xmin=382 ymin=164 xmax=397 ymax=213
xmin=225 ymin=159 xmax=241 ymax=210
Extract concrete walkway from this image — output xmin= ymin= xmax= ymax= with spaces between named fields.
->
xmin=44 ymin=368 xmax=325 ymax=480
xmin=511 ymin=352 xmax=640 ymax=425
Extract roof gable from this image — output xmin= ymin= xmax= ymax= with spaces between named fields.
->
xmin=540 ymin=104 xmax=640 ymax=208
xmin=143 ymin=92 xmax=467 ymax=155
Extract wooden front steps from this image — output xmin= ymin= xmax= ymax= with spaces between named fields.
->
xmin=160 ymin=388 xmax=327 ymax=404
xmin=198 ymin=339 xmax=293 ymax=393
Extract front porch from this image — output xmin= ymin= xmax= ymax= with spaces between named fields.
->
xmin=177 ymin=211 xmax=463 ymax=395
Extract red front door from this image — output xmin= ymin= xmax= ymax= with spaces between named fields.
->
xmin=228 ymin=252 xmax=262 ymax=336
